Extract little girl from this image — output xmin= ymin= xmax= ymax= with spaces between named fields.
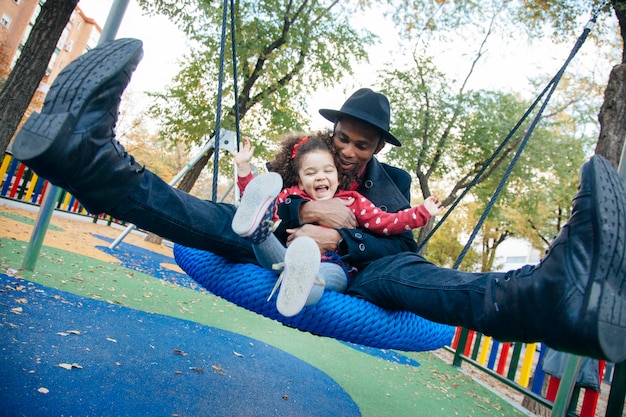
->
xmin=231 ymin=132 xmax=443 ymax=317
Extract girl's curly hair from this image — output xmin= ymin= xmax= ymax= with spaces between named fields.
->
xmin=267 ymin=130 xmax=352 ymax=190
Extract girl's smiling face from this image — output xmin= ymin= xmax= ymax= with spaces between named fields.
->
xmin=297 ymin=150 xmax=339 ymax=200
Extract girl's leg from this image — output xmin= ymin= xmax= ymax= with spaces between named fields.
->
xmin=252 ymin=233 xmax=286 ymax=271
xmin=305 ymin=263 xmax=348 ymax=306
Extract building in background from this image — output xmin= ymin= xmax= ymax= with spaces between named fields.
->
xmin=492 ymin=237 xmax=541 ymax=272
xmin=0 ymin=0 xmax=101 ymax=114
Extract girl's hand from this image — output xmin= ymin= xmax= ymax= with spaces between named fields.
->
xmin=424 ymin=195 xmax=444 ymax=216
xmin=230 ymin=137 xmax=255 ymax=177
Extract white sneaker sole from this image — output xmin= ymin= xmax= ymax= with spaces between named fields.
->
xmin=231 ymin=172 xmax=283 ymax=237
xmin=276 ymin=237 xmax=321 ymax=317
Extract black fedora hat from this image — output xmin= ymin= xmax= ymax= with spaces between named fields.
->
xmin=319 ymin=88 xmax=401 ymax=147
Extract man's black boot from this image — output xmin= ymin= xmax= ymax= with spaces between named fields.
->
xmin=482 ymin=155 xmax=626 ymax=362
xmin=12 ymin=38 xmax=144 ymax=213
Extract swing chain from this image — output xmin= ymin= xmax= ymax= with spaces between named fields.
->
xmin=591 ymin=0 xmax=611 ymax=22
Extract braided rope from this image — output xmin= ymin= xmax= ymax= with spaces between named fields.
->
xmin=174 ymin=244 xmax=455 ymax=352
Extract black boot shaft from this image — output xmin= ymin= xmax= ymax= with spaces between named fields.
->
xmin=482 ymin=155 xmax=626 ymax=363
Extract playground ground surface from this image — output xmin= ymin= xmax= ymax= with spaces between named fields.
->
xmin=0 ymin=200 xmax=582 ymax=416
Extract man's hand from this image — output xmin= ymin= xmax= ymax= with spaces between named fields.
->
xmin=299 ymin=198 xmax=357 ymax=228
xmin=286 ymin=225 xmax=342 ymax=253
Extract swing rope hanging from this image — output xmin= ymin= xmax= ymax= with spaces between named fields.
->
xmin=174 ymin=2 xmax=607 ymax=351
xmin=419 ymin=0 xmax=609 ymax=268
xmin=211 ymin=0 xmax=241 ymax=202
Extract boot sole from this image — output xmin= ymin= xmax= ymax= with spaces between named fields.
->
xmin=589 ymin=155 xmax=626 ymax=363
xmin=231 ymin=173 xmax=283 ymax=237
xmin=276 ymin=236 xmax=321 ymax=317
xmin=12 ymin=38 xmax=143 ymax=183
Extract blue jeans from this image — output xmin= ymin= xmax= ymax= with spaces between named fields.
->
xmin=109 ymin=171 xmax=258 ymax=264
xmin=346 ymin=252 xmax=503 ymax=333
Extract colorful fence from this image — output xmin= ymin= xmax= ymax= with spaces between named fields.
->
xmin=2 ymin=152 xmax=624 ymax=416
xmin=450 ymin=326 xmax=622 ymax=417
xmin=1 ymin=152 xmax=118 ymax=223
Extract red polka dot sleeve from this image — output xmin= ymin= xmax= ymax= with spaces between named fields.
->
xmin=337 ymin=191 xmax=432 ymax=236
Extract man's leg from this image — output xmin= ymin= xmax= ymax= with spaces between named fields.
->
xmin=12 ymin=38 xmax=256 ymax=264
xmin=348 ymin=155 xmax=626 ymax=363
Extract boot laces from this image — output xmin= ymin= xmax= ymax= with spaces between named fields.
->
xmin=493 ymin=265 xmax=538 ymax=312
xmin=502 ymin=264 xmax=537 ymax=282
xmin=112 ymin=139 xmax=145 ymax=173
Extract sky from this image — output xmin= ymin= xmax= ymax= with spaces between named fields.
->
xmin=76 ymin=0 xmax=608 ymax=132
xmin=78 ymin=0 xmax=187 ymax=110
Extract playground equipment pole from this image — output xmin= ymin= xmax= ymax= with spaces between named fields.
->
xmin=22 ymin=0 xmax=130 ymax=271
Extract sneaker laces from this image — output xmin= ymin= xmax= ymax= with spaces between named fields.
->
xmin=266 ymin=272 xmax=324 ymax=302
xmin=267 ymin=272 xmax=284 ymax=302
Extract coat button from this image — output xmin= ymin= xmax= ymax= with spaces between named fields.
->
xmin=358 ymin=243 xmax=366 ymax=252
xmin=285 ymin=197 xmax=292 ymax=204
xmin=354 ymin=232 xmax=363 ymax=239
xmin=364 ymin=180 xmax=373 ymax=188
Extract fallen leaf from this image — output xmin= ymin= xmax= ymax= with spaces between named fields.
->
xmin=10 ymin=307 xmax=22 ymax=314
xmin=233 ymin=351 xmax=244 ymax=358
xmin=106 ymin=337 xmax=117 ymax=343
xmin=189 ymin=367 xmax=204 ymax=373
xmin=38 ymin=387 xmax=49 ymax=394
xmin=172 ymin=349 xmax=188 ymax=356
xmin=15 ymin=298 xmax=28 ymax=304
xmin=58 ymin=363 xmax=83 ymax=370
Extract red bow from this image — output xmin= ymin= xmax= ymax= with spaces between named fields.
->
xmin=290 ymin=136 xmax=309 ymax=159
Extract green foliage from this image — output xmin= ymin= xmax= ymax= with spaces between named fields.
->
xmin=377 ymin=0 xmax=620 ymax=48
xmin=139 ymin=0 xmax=373 ymax=163
xmin=423 ymin=205 xmax=481 ymax=270
xmin=378 ymin=55 xmax=593 ymax=254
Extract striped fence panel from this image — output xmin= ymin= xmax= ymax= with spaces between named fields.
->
xmin=451 ymin=326 xmax=614 ymax=417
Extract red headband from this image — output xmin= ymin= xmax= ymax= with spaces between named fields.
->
xmin=290 ymin=136 xmax=309 ymax=159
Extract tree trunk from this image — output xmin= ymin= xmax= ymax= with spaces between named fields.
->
xmin=596 ymin=1 xmax=626 ymax=165
xmin=0 ymin=0 xmax=77 ymax=155
xmin=178 ymin=150 xmax=214 ymax=192
xmin=595 ymin=64 xmax=626 ymax=166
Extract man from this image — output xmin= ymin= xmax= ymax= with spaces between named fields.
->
xmin=12 ymin=38 xmax=626 ymax=363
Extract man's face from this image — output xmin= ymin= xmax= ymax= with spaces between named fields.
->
xmin=332 ymin=117 xmax=384 ymax=176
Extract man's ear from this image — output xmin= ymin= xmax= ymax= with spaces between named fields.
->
xmin=374 ymin=140 xmax=385 ymax=155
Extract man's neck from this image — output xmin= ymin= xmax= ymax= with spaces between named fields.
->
xmin=349 ymin=163 xmax=370 ymax=191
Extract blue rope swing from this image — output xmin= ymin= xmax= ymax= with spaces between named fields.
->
xmin=174 ymin=245 xmax=455 ymax=351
